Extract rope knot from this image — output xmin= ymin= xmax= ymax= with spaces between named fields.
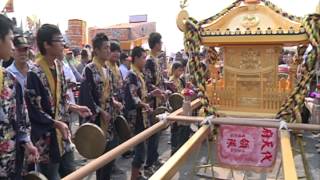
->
xmin=279 ymin=120 xmax=289 ymax=130
xmin=201 ymin=115 xmax=214 ymax=130
xmin=156 ymin=112 xmax=170 ymax=124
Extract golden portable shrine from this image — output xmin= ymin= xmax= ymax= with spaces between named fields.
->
xmin=177 ymin=0 xmax=312 ymax=117
xmin=63 ymin=1 xmax=320 ymax=180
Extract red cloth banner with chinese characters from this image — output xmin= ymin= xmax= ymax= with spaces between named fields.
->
xmin=217 ymin=125 xmax=278 ymax=172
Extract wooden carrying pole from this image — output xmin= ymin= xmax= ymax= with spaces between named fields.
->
xmin=149 ymin=125 xmax=211 ymax=180
xmin=149 ymin=125 xmax=302 ymax=180
xmin=168 ymin=116 xmax=320 ymax=131
xmin=62 ymin=99 xmax=201 ymax=180
xmin=280 ymin=130 xmax=298 ymax=180
xmin=63 ymin=121 xmax=167 ymax=180
xmin=62 ymin=98 xmax=320 ymax=179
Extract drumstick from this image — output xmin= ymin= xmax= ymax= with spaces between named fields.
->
xmin=64 ymin=135 xmax=76 ymax=152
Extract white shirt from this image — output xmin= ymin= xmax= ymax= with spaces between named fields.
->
xmin=63 ymin=62 xmax=76 ymax=104
xmin=6 ymin=61 xmax=33 ymax=93
xmin=119 ymin=64 xmax=129 ymax=80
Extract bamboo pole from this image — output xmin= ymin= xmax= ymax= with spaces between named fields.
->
xmin=149 ymin=125 xmax=211 ymax=180
xmin=296 ymin=136 xmax=312 ymax=180
xmin=167 ymin=115 xmax=320 ymax=131
xmin=63 ymin=121 xmax=167 ymax=180
xmin=280 ymin=130 xmax=298 ymax=180
xmin=63 ymin=99 xmax=201 ymax=180
xmin=62 ymin=97 xmax=319 ymax=179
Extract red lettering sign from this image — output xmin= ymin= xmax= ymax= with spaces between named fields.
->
xmin=217 ymin=125 xmax=278 ymax=172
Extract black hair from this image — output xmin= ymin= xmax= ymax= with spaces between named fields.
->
xmin=171 ymin=61 xmax=183 ymax=72
xmin=72 ymin=48 xmax=80 ymax=56
xmin=92 ymin=33 xmax=109 ymax=50
xmin=0 ymin=14 xmax=13 ymax=40
xmin=81 ymin=49 xmax=88 ymax=58
xmin=120 ymin=53 xmax=128 ymax=63
xmin=110 ymin=41 xmax=121 ymax=52
xmin=181 ymin=59 xmax=188 ymax=67
xmin=131 ymin=46 xmax=145 ymax=63
xmin=148 ymin=32 xmax=162 ymax=49
xmin=11 ymin=17 xmax=17 ymax=26
xmin=36 ymin=24 xmax=61 ymax=55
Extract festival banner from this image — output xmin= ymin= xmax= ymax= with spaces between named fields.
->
xmin=217 ymin=125 xmax=278 ymax=172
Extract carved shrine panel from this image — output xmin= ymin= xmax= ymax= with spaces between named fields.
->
xmin=211 ymin=45 xmax=289 ymax=114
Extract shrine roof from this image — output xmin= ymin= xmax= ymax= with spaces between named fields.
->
xmin=177 ymin=1 xmax=310 ymax=45
xmin=200 ymin=1 xmax=308 ymax=45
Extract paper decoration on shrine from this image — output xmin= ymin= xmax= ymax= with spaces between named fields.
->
xmin=217 ymin=125 xmax=278 ymax=172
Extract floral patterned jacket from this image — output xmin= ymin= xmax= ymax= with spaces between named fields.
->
xmin=144 ymin=54 xmax=167 ymax=108
xmin=25 ymin=60 xmax=69 ymax=163
xmin=0 ymin=67 xmax=30 ymax=178
xmin=79 ymin=62 xmax=115 ymax=137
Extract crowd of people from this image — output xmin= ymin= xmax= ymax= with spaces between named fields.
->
xmin=1 ymin=12 xmax=320 ymax=180
xmin=0 ymin=14 xmax=195 ymax=180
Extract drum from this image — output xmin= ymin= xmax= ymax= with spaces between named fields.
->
xmin=23 ymin=164 xmax=47 ymax=180
xmin=74 ymin=123 xmax=107 ymax=159
xmin=169 ymin=93 xmax=184 ymax=111
xmin=115 ymin=115 xmax=132 ymax=142
xmin=24 ymin=172 xmax=47 ymax=180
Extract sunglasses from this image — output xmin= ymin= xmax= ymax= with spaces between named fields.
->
xmin=52 ymin=37 xmax=65 ymax=43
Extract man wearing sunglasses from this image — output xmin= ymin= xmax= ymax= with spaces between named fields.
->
xmin=25 ymin=24 xmax=92 ymax=180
